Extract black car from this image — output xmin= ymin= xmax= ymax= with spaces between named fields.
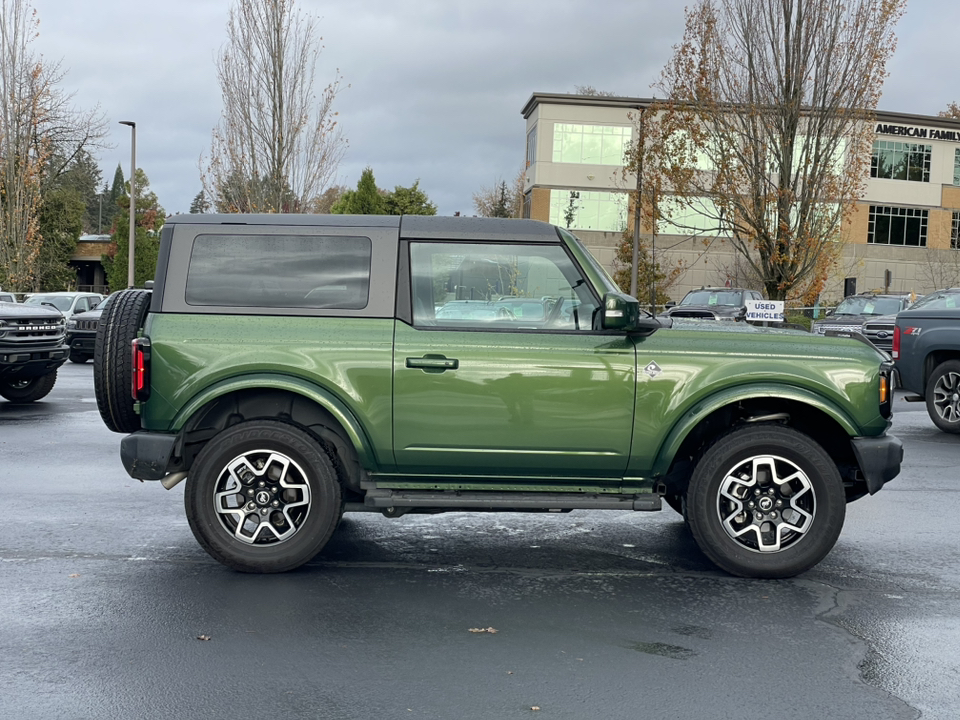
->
xmin=65 ymin=294 xmax=114 ymax=363
xmin=812 ymin=293 xmax=912 ymax=350
xmin=663 ymin=287 xmax=763 ymax=322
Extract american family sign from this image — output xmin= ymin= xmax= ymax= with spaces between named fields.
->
xmin=876 ymin=123 xmax=960 ymax=142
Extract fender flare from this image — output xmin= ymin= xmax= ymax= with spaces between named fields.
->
xmin=170 ymin=373 xmax=379 ymax=470
xmin=652 ymin=383 xmax=860 ymax=476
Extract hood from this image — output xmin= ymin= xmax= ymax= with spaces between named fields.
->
xmin=664 ymin=304 xmax=744 ymax=319
xmin=0 ymin=300 xmax=65 ymax=320
xmin=71 ymin=307 xmax=105 ymax=321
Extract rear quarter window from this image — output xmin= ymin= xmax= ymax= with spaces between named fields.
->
xmin=185 ymin=234 xmax=372 ymax=309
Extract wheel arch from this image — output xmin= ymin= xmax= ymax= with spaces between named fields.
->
xmin=655 ymin=385 xmax=861 ymax=499
xmin=923 ymin=350 xmax=960 ymax=390
xmin=172 ymin=374 xmax=378 ymax=494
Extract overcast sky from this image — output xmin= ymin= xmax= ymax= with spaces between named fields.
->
xmin=29 ymin=0 xmax=960 ymax=220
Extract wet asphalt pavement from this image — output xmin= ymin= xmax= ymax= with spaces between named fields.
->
xmin=1 ymin=363 xmax=958 ymax=719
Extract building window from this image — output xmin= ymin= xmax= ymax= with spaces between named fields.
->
xmin=522 ymin=191 xmax=532 ymax=219
xmin=952 ymin=211 xmax=960 ymax=249
xmin=867 ymin=206 xmax=928 ymax=247
xmin=549 ymin=190 xmax=626 ymax=232
xmin=526 ymin=126 xmax=537 ymax=168
xmin=954 ymin=149 xmax=960 ymax=186
xmin=657 ymin=196 xmax=727 ymax=237
xmin=552 ymin=124 xmax=631 ymax=166
xmin=871 ymin=140 xmax=931 ymax=182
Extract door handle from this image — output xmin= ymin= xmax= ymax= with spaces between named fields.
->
xmin=406 ymin=355 xmax=459 ymax=371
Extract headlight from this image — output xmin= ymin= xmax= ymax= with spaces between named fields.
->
xmin=66 ymin=320 xmax=77 ymax=329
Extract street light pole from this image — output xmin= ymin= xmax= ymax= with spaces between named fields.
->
xmin=119 ymin=121 xmax=136 ymax=288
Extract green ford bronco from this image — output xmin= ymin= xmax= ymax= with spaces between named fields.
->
xmin=94 ymin=215 xmax=901 ymax=578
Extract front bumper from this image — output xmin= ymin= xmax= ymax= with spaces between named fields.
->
xmin=851 ymin=434 xmax=903 ymax=494
xmin=0 ymin=345 xmax=68 ymax=378
xmin=121 ymin=432 xmax=179 ymax=481
xmin=65 ymin=331 xmax=96 ymax=353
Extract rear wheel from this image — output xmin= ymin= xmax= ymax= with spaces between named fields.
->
xmin=686 ymin=425 xmax=845 ymax=578
xmin=69 ymin=351 xmax=90 ymax=364
xmin=0 ymin=371 xmax=57 ymax=403
xmin=185 ymin=420 xmax=343 ymax=573
xmin=925 ymin=360 xmax=960 ymax=434
xmin=93 ymin=289 xmax=150 ymax=433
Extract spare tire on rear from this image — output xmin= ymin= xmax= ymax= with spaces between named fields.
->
xmin=94 ymin=289 xmax=151 ymax=433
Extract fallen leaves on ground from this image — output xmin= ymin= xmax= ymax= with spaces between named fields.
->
xmin=196 ymin=635 xmax=212 ymax=641
xmin=468 ymin=627 xmax=498 ymax=634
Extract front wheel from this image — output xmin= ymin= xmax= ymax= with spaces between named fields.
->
xmin=925 ymin=360 xmax=960 ymax=434
xmin=0 ymin=371 xmax=57 ymax=403
xmin=686 ymin=425 xmax=845 ymax=578
xmin=185 ymin=420 xmax=343 ymax=573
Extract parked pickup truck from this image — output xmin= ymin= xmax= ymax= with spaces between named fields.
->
xmin=893 ymin=287 xmax=960 ymax=432
xmin=0 ymin=299 xmax=68 ymax=402
xmin=94 ymin=215 xmax=902 ymax=578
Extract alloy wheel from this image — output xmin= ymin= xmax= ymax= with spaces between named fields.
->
xmin=716 ymin=454 xmax=815 ymax=553
xmin=932 ymin=371 xmax=960 ymax=423
xmin=214 ymin=449 xmax=312 ymax=545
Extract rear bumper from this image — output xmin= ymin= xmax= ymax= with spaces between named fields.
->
xmin=850 ymin=434 xmax=903 ymax=494
xmin=121 ymin=432 xmax=179 ymax=481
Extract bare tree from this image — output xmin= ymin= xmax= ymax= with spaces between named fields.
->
xmin=203 ymin=0 xmax=346 ymax=213
xmin=574 ymin=85 xmax=618 ymax=97
xmin=635 ymin=0 xmax=905 ymax=301
xmin=0 ymin=0 xmax=107 ymax=291
xmin=940 ymin=102 xmax=960 ymax=120
xmin=472 ymin=167 xmax=525 ymax=218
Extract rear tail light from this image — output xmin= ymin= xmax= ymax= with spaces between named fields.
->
xmin=131 ymin=337 xmax=151 ymax=402
xmin=892 ymin=325 xmax=900 ymax=359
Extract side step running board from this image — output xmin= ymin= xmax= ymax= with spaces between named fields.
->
xmin=362 ymin=488 xmax=661 ymax=512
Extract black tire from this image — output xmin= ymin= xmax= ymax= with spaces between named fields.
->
xmin=0 ymin=371 xmax=57 ymax=403
xmin=925 ymin=360 xmax=960 ymax=434
xmin=94 ymin=289 xmax=151 ymax=433
xmin=185 ymin=420 xmax=343 ymax=573
xmin=69 ymin=351 xmax=89 ymax=364
xmin=686 ymin=425 xmax=845 ymax=579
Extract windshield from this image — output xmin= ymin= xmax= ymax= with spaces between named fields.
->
xmin=557 ymin=227 xmax=620 ymax=293
xmin=680 ymin=290 xmax=742 ymax=307
xmin=24 ymin=295 xmax=71 ymax=311
xmin=908 ymin=291 xmax=960 ymax=311
xmin=833 ymin=296 xmax=903 ymax=316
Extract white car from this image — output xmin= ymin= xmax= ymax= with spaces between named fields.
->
xmin=22 ymin=292 xmax=104 ymax=320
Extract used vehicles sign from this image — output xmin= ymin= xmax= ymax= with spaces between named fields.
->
xmin=745 ymin=300 xmax=784 ymax=322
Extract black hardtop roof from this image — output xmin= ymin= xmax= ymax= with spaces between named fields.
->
xmin=164 ymin=214 xmax=562 ymax=243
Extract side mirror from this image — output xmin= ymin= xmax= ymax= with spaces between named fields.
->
xmin=600 ymin=291 xmax=660 ymax=336
xmin=665 ymin=301 xmax=676 ymax=309
xmin=602 ymin=292 xmax=639 ymax=331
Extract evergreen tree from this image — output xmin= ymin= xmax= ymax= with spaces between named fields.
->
xmin=384 ymin=180 xmax=436 ymax=216
xmin=491 ymin=181 xmax=511 ymax=218
xmin=102 ymin=164 xmax=125 ymax=232
xmin=33 ymin=186 xmax=84 ymax=291
xmin=102 ymin=169 xmax=165 ymax=290
xmin=189 ymin=190 xmax=211 ymax=214
xmin=330 ymin=168 xmax=386 ymax=215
